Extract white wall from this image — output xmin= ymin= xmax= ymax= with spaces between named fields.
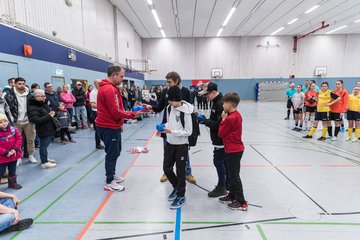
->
xmin=0 ymin=0 xmax=142 ymax=64
xmin=142 ymin=35 xmax=360 ymax=79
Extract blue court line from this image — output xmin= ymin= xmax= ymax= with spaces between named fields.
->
xmin=174 ymin=208 xmax=182 ymax=240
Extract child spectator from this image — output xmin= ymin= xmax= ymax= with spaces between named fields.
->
xmin=57 ymin=102 xmax=76 ymax=144
xmin=0 ymin=114 xmax=22 ymax=189
xmin=218 ymin=93 xmax=248 ymax=211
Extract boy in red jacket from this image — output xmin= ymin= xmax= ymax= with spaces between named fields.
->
xmin=218 ymin=93 xmax=248 ymax=211
xmin=0 ymin=114 xmax=22 ymax=189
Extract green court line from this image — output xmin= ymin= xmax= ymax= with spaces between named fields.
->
xmin=92 ymin=221 xmax=234 ymax=225
xmin=35 ymin=222 xmax=87 ymax=224
xmin=20 ymin=149 xmax=97 ymax=204
xmin=264 ymin=221 xmax=360 ymax=226
xmin=256 ymin=224 xmax=268 ymax=240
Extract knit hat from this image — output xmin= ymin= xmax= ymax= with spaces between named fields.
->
xmin=0 ymin=114 xmax=7 ymax=121
xmin=167 ymin=85 xmax=182 ymax=101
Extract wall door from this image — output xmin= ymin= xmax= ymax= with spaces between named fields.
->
xmin=51 ymin=76 xmax=65 ymax=93
xmin=0 ymin=61 xmax=19 ymax=87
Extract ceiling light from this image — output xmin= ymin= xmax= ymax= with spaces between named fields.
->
xmin=354 ymin=19 xmax=360 ymax=23
xmin=287 ymin=18 xmax=299 ymax=25
xmin=216 ymin=28 xmax=223 ymax=37
xmin=305 ymin=5 xmax=319 ymax=14
xmin=147 ymin=0 xmax=153 ymax=5
xmin=326 ymin=25 xmax=348 ymax=34
xmin=270 ymin=27 xmax=285 ymax=35
xmin=222 ymin=7 xmax=236 ymax=26
xmin=151 ymin=9 xmax=162 ymax=28
xmin=160 ymin=29 xmax=166 ymax=38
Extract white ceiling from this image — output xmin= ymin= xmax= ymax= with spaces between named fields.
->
xmin=109 ymin=0 xmax=360 ymax=38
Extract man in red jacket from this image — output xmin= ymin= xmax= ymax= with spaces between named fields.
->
xmin=96 ymin=65 xmax=141 ymax=192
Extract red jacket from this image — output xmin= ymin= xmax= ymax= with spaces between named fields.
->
xmin=95 ymin=80 xmax=135 ymax=129
xmin=218 ymin=110 xmax=245 ymax=153
xmin=0 ymin=126 xmax=22 ymax=164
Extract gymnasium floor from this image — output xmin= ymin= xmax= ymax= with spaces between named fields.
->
xmin=2 ymin=102 xmax=360 ymax=240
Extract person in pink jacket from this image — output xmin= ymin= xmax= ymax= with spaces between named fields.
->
xmin=60 ymin=84 xmax=76 ymax=126
xmin=0 ymin=114 xmax=22 ymax=189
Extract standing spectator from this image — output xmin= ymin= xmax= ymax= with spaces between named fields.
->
xmin=0 ymin=114 xmax=22 ymax=189
xmin=57 ymin=102 xmax=76 ymax=144
xmin=28 ymin=89 xmax=57 ymax=169
xmin=5 ymin=78 xmax=37 ymax=164
xmin=96 ymin=65 xmax=141 ymax=192
xmin=218 ymin=92 xmax=248 ymax=211
xmin=89 ymin=79 xmax=105 ymax=149
xmin=128 ymin=86 xmax=136 ymax=108
xmin=72 ymin=82 xmax=88 ymax=130
xmin=0 ymin=88 xmax=12 ymax=122
xmin=189 ymin=86 xmax=196 ymax=105
xmin=196 ymin=87 xmax=203 ymax=110
xmin=86 ymin=85 xmax=93 ymax=127
xmin=60 ymin=84 xmax=76 ymax=126
xmin=44 ymin=82 xmax=60 ymax=112
xmin=30 ymin=84 xmax=40 ymax=148
xmin=2 ymin=78 xmax=15 ymax=97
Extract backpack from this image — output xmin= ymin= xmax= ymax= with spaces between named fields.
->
xmin=167 ymin=106 xmax=200 ymax=147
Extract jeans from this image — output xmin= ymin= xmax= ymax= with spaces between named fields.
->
xmin=66 ymin=108 xmax=74 ymax=125
xmin=213 ymin=147 xmax=228 ymax=187
xmin=0 ymin=198 xmax=15 ymax=231
xmin=96 ymin=127 xmax=122 ymax=184
xmin=39 ymin=136 xmax=52 ymax=164
xmin=163 ymin=138 xmax=192 ymax=176
xmin=75 ymin=106 xmax=88 ymax=129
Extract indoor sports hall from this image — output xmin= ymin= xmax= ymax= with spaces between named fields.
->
xmin=0 ymin=1 xmax=360 ymax=240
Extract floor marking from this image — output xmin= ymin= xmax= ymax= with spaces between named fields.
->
xmin=250 ymin=145 xmax=329 ymax=214
xmin=35 ymin=221 xmax=87 ymax=224
xmin=264 ymin=221 xmax=360 ymax=226
xmin=92 ymin=221 xmax=233 ymax=224
xmin=191 ymin=150 xmax=202 ymax=154
xmin=245 ymin=224 xmax=250 ymax=229
xmin=77 ymin=130 xmax=156 ymax=240
xmin=323 ymin=211 xmax=360 ymax=216
xmin=174 ymin=208 xmax=182 ymax=240
xmin=256 ymin=224 xmax=268 ymax=240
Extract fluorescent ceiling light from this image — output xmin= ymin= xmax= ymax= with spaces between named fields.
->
xmin=287 ymin=18 xmax=299 ymax=25
xmin=305 ymin=5 xmax=319 ymax=14
xmin=326 ymin=25 xmax=348 ymax=34
xmin=160 ymin=29 xmax=166 ymax=38
xmin=216 ymin=28 xmax=223 ymax=37
xmin=354 ymin=19 xmax=360 ymax=23
xmin=151 ymin=9 xmax=162 ymax=28
xmin=222 ymin=7 xmax=236 ymax=26
xmin=147 ymin=0 xmax=153 ymax=5
xmin=270 ymin=27 xmax=285 ymax=35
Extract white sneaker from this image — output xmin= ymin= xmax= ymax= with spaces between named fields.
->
xmin=28 ymin=155 xmax=38 ymax=164
xmin=16 ymin=158 xmax=22 ymax=166
xmin=41 ymin=162 xmax=57 ymax=169
xmin=104 ymin=180 xmax=125 ymax=192
xmin=345 ymin=136 xmax=351 ymax=141
xmin=352 ymin=138 xmax=359 ymax=143
xmin=331 ymin=136 xmax=337 ymax=141
xmin=48 ymin=158 xmax=56 ymax=163
xmin=113 ymin=175 xmax=125 ymax=184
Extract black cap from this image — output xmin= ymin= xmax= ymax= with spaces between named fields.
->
xmin=167 ymin=85 xmax=182 ymax=101
xmin=200 ymin=82 xmax=218 ymax=95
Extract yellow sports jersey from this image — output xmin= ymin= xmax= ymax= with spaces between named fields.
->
xmin=347 ymin=94 xmax=360 ymax=111
xmin=317 ymin=90 xmax=332 ymax=112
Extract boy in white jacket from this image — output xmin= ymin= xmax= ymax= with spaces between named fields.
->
xmin=161 ymin=85 xmax=193 ymax=210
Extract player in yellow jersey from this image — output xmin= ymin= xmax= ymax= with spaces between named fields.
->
xmin=303 ymin=82 xmax=340 ymax=141
xmin=345 ymin=86 xmax=360 ymax=142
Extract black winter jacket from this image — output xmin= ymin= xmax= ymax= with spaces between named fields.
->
xmin=203 ymin=93 xmax=224 ymax=146
xmin=72 ymin=88 xmax=86 ymax=107
xmin=28 ymin=97 xmax=56 ymax=137
xmin=4 ymin=88 xmax=31 ymax=123
xmin=45 ymin=91 xmax=60 ymax=111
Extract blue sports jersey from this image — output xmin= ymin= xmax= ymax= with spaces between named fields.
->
xmin=286 ymin=88 xmax=297 ymax=98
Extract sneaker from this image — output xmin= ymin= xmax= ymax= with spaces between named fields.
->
xmin=96 ymin=145 xmax=105 ymax=149
xmin=160 ymin=174 xmax=168 ymax=182
xmin=28 ymin=155 xmax=38 ymax=164
xmin=170 ymin=196 xmax=186 ymax=210
xmin=352 ymin=138 xmax=359 ymax=143
xmin=0 ymin=218 xmax=33 ymax=234
xmin=295 ymin=128 xmax=302 ymax=132
xmin=227 ymin=200 xmax=248 ymax=211
xmin=186 ymin=175 xmax=197 ymax=184
xmin=330 ymin=136 xmax=337 ymax=141
xmin=113 ymin=175 xmax=125 ymax=184
xmin=284 ymin=117 xmax=289 ymax=120
xmin=303 ymin=135 xmax=312 ymax=139
xmin=317 ymin=137 xmax=326 ymax=141
xmin=345 ymin=136 xmax=351 ymax=141
xmin=41 ymin=162 xmax=57 ymax=169
xmin=168 ymin=189 xmax=178 ymax=201
xmin=16 ymin=158 xmax=22 ymax=166
xmin=292 ymin=127 xmax=297 ymax=131
xmin=219 ymin=195 xmax=234 ymax=204
xmin=60 ymin=140 xmax=66 ymax=145
xmin=208 ymin=185 xmax=228 ymax=198
xmin=104 ymin=181 xmax=125 ymax=192
xmin=48 ymin=158 xmax=56 ymax=163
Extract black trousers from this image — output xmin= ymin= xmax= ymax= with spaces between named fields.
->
xmin=0 ymin=161 xmax=17 ymax=177
xmin=163 ymin=143 xmax=188 ymax=197
xmin=226 ymin=151 xmax=246 ymax=204
xmin=91 ymin=111 xmax=101 ymax=146
xmin=60 ymin=128 xmax=72 ymax=141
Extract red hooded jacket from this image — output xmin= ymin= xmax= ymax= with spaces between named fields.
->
xmin=0 ymin=126 xmax=22 ymax=164
xmin=218 ymin=110 xmax=245 ymax=153
xmin=95 ymin=80 xmax=135 ymax=129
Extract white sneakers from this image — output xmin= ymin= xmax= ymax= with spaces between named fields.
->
xmin=47 ymin=158 xmax=56 ymax=163
xmin=41 ymin=162 xmax=57 ymax=169
xmin=28 ymin=155 xmax=38 ymax=164
xmin=16 ymin=158 xmax=22 ymax=166
xmin=104 ymin=180 xmax=125 ymax=192
xmin=113 ymin=175 xmax=125 ymax=184
xmin=330 ymin=136 xmax=337 ymax=141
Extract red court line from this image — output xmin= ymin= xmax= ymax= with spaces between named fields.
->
xmin=76 ymin=131 xmax=156 ymax=240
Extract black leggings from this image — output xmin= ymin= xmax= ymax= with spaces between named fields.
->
xmin=0 ymin=161 xmax=17 ymax=177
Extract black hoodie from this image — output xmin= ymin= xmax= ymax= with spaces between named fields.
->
xmin=203 ymin=93 xmax=224 ymax=146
